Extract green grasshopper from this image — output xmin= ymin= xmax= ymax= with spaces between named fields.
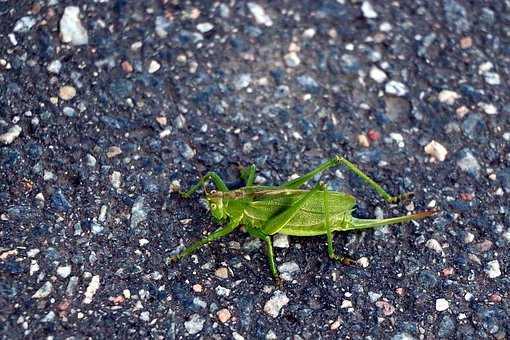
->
xmin=169 ymin=155 xmax=437 ymax=283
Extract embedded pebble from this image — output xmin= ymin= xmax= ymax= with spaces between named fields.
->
xmin=278 ymin=261 xmax=300 ymax=281
xmin=196 ymin=22 xmax=214 ymax=33
xmin=424 ymin=140 xmax=448 ymax=161
xmin=369 ymin=66 xmax=387 ymax=83
xmin=130 ymin=196 xmax=147 ymax=228
xmin=479 ymin=102 xmax=497 ymax=115
xmin=215 ymin=267 xmax=229 ymax=279
xmin=83 ymin=275 xmax=100 ymax=304
xmin=426 ymin=239 xmax=445 ymax=256
xmin=60 ymin=6 xmax=89 ymax=45
xmin=385 ymin=81 xmax=409 ymax=96
xmin=110 ymin=171 xmax=121 ymax=189
xmin=0 ymin=125 xmax=22 ymax=145
xmin=438 ymin=90 xmax=460 ymax=105
xmin=264 ymin=291 xmax=289 ymax=318
xmin=32 ymin=281 xmax=53 ymax=299
xmin=148 ymin=60 xmax=161 ymax=74
xmin=59 ymin=86 xmax=76 ymax=101
xmin=57 ymin=265 xmax=72 ymax=279
xmin=376 ymin=300 xmax=395 ymax=316
xmin=47 ymin=60 xmax=62 ymax=74
xmin=273 ymin=234 xmax=289 ymax=248
xmin=436 ymin=298 xmax=449 ymax=312
xmin=486 ymin=260 xmax=501 ymax=279
xmin=217 ymin=308 xmax=231 ymax=323
xmin=14 ymin=16 xmax=36 ymax=32
xmin=185 ymin=314 xmax=204 ymax=335
xmin=233 ymin=74 xmax=252 ymax=90
xmin=361 ymin=1 xmax=378 ymax=19
xmin=457 ymin=149 xmax=481 ymax=176
xmin=284 ymin=52 xmax=301 ymax=68
xmin=247 ymin=2 xmax=273 ymax=26
xmin=484 ymin=72 xmax=500 ymax=85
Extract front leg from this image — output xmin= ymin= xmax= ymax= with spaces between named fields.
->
xmin=167 ymin=216 xmax=241 ymax=262
xmin=240 ymin=164 xmax=256 ymax=187
xmin=181 ymin=172 xmax=229 ymax=198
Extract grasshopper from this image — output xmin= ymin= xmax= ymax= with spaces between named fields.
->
xmin=169 ymin=155 xmax=437 ymax=283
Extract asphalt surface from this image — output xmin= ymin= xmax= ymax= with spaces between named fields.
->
xmin=1 ymin=1 xmax=509 ymax=339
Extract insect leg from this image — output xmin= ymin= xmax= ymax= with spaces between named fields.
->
xmin=261 ymin=183 xmax=323 ymax=235
xmin=246 ymin=226 xmax=281 ymax=283
xmin=240 ymin=164 xmax=256 ymax=186
xmin=167 ymin=216 xmax=241 ymax=262
xmin=279 ymin=158 xmax=337 ymax=189
xmin=323 ymin=190 xmax=356 ymax=265
xmin=334 ymin=155 xmax=412 ymax=204
xmin=181 ymin=172 xmax=229 ymax=198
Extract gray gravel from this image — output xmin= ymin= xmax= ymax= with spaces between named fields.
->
xmin=1 ymin=1 xmax=509 ymax=339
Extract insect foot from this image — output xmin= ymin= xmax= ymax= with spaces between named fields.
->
xmin=394 ymin=191 xmax=415 ymax=204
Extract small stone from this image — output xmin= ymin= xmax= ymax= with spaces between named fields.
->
xmin=14 ymin=16 xmax=36 ymax=32
xmin=438 ymin=90 xmax=460 ymax=105
xmin=436 ymin=298 xmax=449 ymax=312
xmin=284 ymin=52 xmax=301 ymax=68
xmin=83 ymin=275 xmax=100 ymax=304
xmin=233 ymin=73 xmax=251 ymax=90
xmin=266 ymin=330 xmax=277 ymax=340
xmin=486 ymin=260 xmax=501 ymax=278
xmin=110 ymin=171 xmax=121 ymax=189
xmin=297 ymin=74 xmax=320 ymax=93
xmin=217 ymin=308 xmax=231 ymax=323
xmin=484 ymin=72 xmax=500 ymax=85
xmin=361 ymin=1 xmax=378 ymax=19
xmin=340 ymin=300 xmax=352 ymax=309
xmin=376 ymin=300 xmax=395 ymax=316
xmin=479 ymin=102 xmax=498 ymax=115
xmin=215 ymin=285 xmax=231 ymax=297
xmin=426 ymin=238 xmax=445 ymax=256
xmin=424 ymin=140 xmax=448 ymax=161
xmin=303 ymin=28 xmax=316 ymax=38
xmin=460 ymin=36 xmax=472 ymax=48
xmin=457 ymin=149 xmax=481 ymax=176
xmin=368 ymin=291 xmax=382 ymax=302
xmin=106 ymin=146 xmax=122 ymax=158
xmin=192 ymin=284 xmax=203 ymax=293
xmin=357 ymin=257 xmax=370 ymax=268
xmin=264 ymin=291 xmax=289 ymax=318
xmin=47 ymin=60 xmax=62 ymax=74
xmin=464 ymin=232 xmax=475 ymax=244
xmin=57 ymin=265 xmax=72 ymax=279
xmin=32 ymin=281 xmax=52 ymax=299
xmin=385 ymin=81 xmax=409 ymax=96
xmin=273 ymin=234 xmax=289 ymax=248
xmin=180 ymin=142 xmax=195 ymax=160
xmin=139 ymin=239 xmax=149 ymax=247
xmin=60 ymin=6 xmax=89 ymax=45
xmin=148 ymin=60 xmax=161 ymax=74
xmin=0 ymin=125 xmax=22 ymax=145
xmin=278 ymin=262 xmax=300 ymax=281
xmin=330 ymin=319 xmax=341 ymax=330
xmin=369 ymin=66 xmax=387 ymax=83
xmin=59 ymin=85 xmax=76 ymax=101
xmin=247 ymin=2 xmax=273 ymax=27
xmin=121 ymin=60 xmax=133 ymax=73
xmin=155 ymin=16 xmax=172 ymax=38
xmin=215 ymin=267 xmax=229 ymax=279
xmin=488 ymin=293 xmax=502 ymax=303
xmin=196 ymin=22 xmax=214 ymax=33
xmin=357 ymin=134 xmax=370 ymax=148
xmin=185 ymin=314 xmax=204 ymax=335
xmin=130 ymin=196 xmax=147 ymax=229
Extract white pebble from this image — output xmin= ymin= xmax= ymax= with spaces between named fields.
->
xmin=484 ymin=72 xmax=500 ymax=85
xmin=14 ymin=16 xmax=36 ymax=33
xmin=284 ymin=52 xmax=301 ymax=68
xmin=361 ymin=1 xmax=378 ymax=19
xmin=278 ymin=261 xmax=300 ymax=281
xmin=426 ymin=239 xmax=445 ymax=256
xmin=148 ymin=60 xmax=161 ymax=73
xmin=438 ymin=90 xmax=460 ymax=105
xmin=60 ymin=6 xmax=89 ymax=46
xmin=247 ymin=3 xmax=273 ymax=27
xmin=385 ymin=81 xmax=409 ymax=96
xmin=184 ymin=314 xmax=205 ymax=335
xmin=264 ymin=291 xmax=289 ymax=317
xmin=369 ymin=66 xmax=387 ymax=83
xmin=486 ymin=260 xmax=501 ymax=278
xmin=435 ymin=298 xmax=449 ymax=311
xmin=196 ymin=22 xmax=214 ymax=33
xmin=0 ymin=125 xmax=22 ymax=145
xmin=47 ymin=60 xmax=62 ymax=74
xmin=424 ymin=140 xmax=448 ymax=161
xmin=340 ymin=300 xmax=352 ymax=308
xmin=57 ymin=265 xmax=72 ymax=279
xmin=83 ymin=275 xmax=100 ymax=304
xmin=479 ymin=102 xmax=498 ymax=115
xmin=273 ymin=234 xmax=289 ymax=248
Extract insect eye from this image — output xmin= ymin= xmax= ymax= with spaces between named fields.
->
xmin=210 ymin=190 xmax=217 ymax=194
xmin=211 ymin=203 xmax=217 ymax=209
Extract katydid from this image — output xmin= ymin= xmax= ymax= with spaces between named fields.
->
xmin=168 ymin=155 xmax=437 ymax=283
